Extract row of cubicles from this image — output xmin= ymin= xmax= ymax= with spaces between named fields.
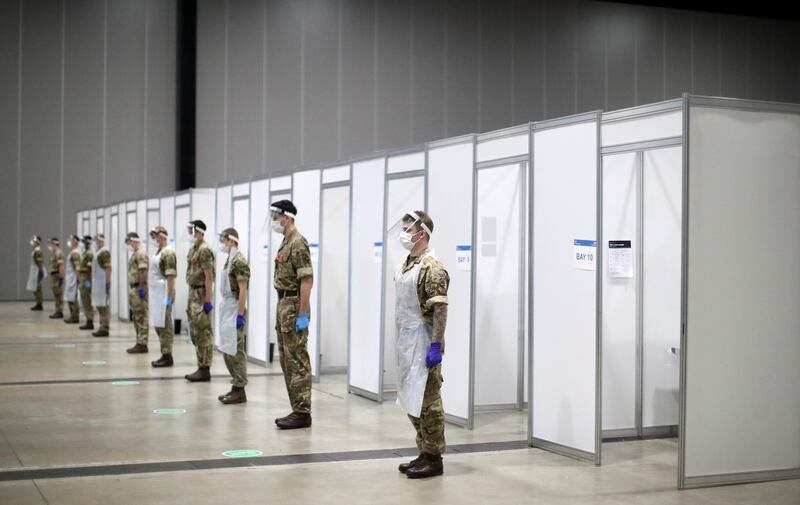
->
xmin=77 ymin=95 xmax=800 ymax=490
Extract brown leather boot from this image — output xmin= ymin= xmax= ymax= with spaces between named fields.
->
xmin=220 ymin=386 xmax=247 ymax=404
xmin=126 ymin=343 xmax=148 ymax=354
xmin=405 ymin=453 xmax=443 ymax=479
xmin=79 ymin=321 xmax=94 ymax=330
xmin=185 ymin=366 xmax=211 ymax=382
xmin=151 ymin=354 xmax=173 ymax=367
xmin=218 ymin=388 xmax=233 ymax=401
xmin=276 ymin=412 xmax=311 ymax=430
xmin=398 ymin=454 xmax=424 ymax=474
xmin=49 ymin=312 xmax=63 ymax=319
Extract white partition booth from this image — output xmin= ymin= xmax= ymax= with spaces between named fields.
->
xmin=317 ymin=164 xmax=351 ymax=375
xmin=472 ymin=125 xmax=529 ymax=418
xmin=158 ymin=194 xmax=176 ymax=255
xmin=109 ymin=204 xmax=121 ymax=318
xmin=348 ymin=155 xmax=386 ymax=401
xmin=145 ymin=199 xmax=160 ymax=257
xmin=116 ymin=200 xmax=139 ymax=321
xmin=292 ymin=168 xmax=322 ymax=380
xmin=172 ymin=188 xmax=216 ymax=334
xmin=248 ymin=176 xmax=270 ymax=364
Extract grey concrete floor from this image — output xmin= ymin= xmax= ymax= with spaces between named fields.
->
xmin=0 ymin=302 xmax=798 ymax=504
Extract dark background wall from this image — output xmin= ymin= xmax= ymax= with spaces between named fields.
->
xmin=195 ymin=0 xmax=800 ymax=186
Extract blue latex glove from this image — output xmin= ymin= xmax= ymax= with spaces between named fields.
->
xmin=38 ymin=270 xmax=44 ymax=280
xmin=138 ymin=288 xmax=146 ymax=299
xmin=58 ymin=278 xmax=64 ymax=286
xmin=425 ymin=342 xmax=442 ymax=369
xmin=166 ymin=295 xmax=174 ymax=306
xmin=105 ymin=282 xmax=110 ymax=294
xmin=236 ymin=314 xmax=245 ymax=329
xmin=84 ymin=280 xmax=91 ymax=289
xmin=295 ymin=314 xmax=310 ymax=333
xmin=203 ymin=302 xmax=213 ymax=314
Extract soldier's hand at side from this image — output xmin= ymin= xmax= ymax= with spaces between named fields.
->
xmin=84 ymin=280 xmax=91 ymax=289
xmin=236 ymin=314 xmax=245 ymax=329
xmin=58 ymin=278 xmax=64 ymax=286
xmin=105 ymin=282 xmax=110 ymax=294
xmin=138 ymin=288 xmax=146 ymax=299
xmin=425 ymin=342 xmax=442 ymax=369
xmin=295 ymin=314 xmax=309 ymax=333
xmin=203 ymin=302 xmax=213 ymax=314
xmin=38 ymin=270 xmax=44 ymax=280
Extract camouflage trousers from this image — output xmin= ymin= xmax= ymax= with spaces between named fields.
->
xmin=407 ymin=364 xmax=446 ymax=456
xmin=97 ymin=305 xmax=110 ymax=332
xmin=79 ymin=284 xmax=94 ymax=322
xmin=49 ymin=276 xmax=63 ymax=313
xmin=129 ymin=288 xmax=149 ymax=345
xmin=188 ymin=287 xmax=213 ymax=367
xmin=66 ymin=300 xmax=80 ymax=323
xmin=155 ymin=305 xmax=174 ymax=355
xmin=223 ymin=321 xmax=248 ymax=388
xmin=34 ymin=278 xmax=43 ymax=304
xmin=276 ymin=297 xmax=311 ymax=414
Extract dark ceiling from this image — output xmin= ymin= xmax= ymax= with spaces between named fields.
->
xmin=606 ymin=1 xmax=800 ymax=22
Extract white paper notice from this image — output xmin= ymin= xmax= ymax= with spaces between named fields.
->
xmin=608 ymin=240 xmax=633 ymax=278
xmin=373 ymin=242 xmax=383 ymax=264
xmin=309 ymin=243 xmax=319 ymax=263
xmin=455 ymin=245 xmax=472 ymax=271
xmin=262 ymin=244 xmax=270 ymax=263
xmin=574 ymin=239 xmax=597 ymax=271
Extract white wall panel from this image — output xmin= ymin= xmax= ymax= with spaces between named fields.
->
xmin=319 ymin=185 xmax=350 ymax=372
xmin=248 ymin=178 xmax=270 ymax=362
xmin=602 ymin=111 xmax=682 ymax=147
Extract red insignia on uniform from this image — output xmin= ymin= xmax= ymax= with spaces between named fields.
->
xmin=276 ymin=255 xmax=282 ymax=261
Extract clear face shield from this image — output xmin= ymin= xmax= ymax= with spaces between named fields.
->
xmin=263 ymin=206 xmax=295 ymax=235
xmin=386 ymin=211 xmax=432 ymax=252
xmin=30 ymin=235 xmax=38 ymax=247
xmin=217 ymin=230 xmax=239 ymax=254
xmin=186 ymin=223 xmax=205 ymax=244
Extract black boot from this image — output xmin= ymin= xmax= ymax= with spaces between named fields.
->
xmin=185 ymin=366 xmax=211 ymax=382
xmin=92 ymin=329 xmax=109 ymax=337
xmin=218 ymin=388 xmax=234 ymax=401
xmin=30 ymin=303 xmax=43 ymax=311
xmin=405 ymin=453 xmax=443 ymax=479
xmin=220 ymin=386 xmax=247 ymax=404
xmin=276 ymin=412 xmax=311 ymax=430
xmin=79 ymin=321 xmax=94 ymax=330
xmin=399 ymin=454 xmax=424 ymax=474
xmin=49 ymin=312 xmax=63 ymax=319
xmin=151 ymin=354 xmax=174 ymax=368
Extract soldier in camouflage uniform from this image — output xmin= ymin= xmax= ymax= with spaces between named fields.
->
xmin=392 ymin=211 xmax=449 ymax=479
xmin=217 ymin=228 xmax=250 ymax=404
xmin=149 ymin=226 xmax=177 ymax=367
xmin=126 ymin=232 xmax=150 ymax=354
xmin=64 ymin=235 xmax=82 ymax=324
xmin=92 ymin=234 xmax=112 ymax=337
xmin=78 ymin=235 xmax=95 ymax=330
xmin=29 ymin=236 xmax=45 ymax=311
xmin=47 ymin=238 xmax=65 ymax=319
xmin=270 ymin=200 xmax=314 ymax=429
xmin=184 ymin=220 xmax=215 ymax=382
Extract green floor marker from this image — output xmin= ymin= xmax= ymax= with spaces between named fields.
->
xmin=81 ymin=360 xmax=107 ymax=366
xmin=222 ymin=450 xmax=263 ymax=458
xmin=112 ymin=380 xmax=140 ymax=386
xmin=153 ymin=408 xmax=186 ymax=415
xmin=54 ymin=343 xmax=76 ymax=348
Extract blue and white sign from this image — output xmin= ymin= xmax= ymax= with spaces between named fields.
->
xmin=373 ymin=242 xmax=383 ymax=264
xmin=574 ymin=239 xmax=597 ymax=271
xmin=309 ymin=243 xmax=319 ymax=263
xmin=455 ymin=245 xmax=472 ymax=271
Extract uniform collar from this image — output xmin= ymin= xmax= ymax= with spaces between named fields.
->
xmin=403 ymin=247 xmax=430 ymax=272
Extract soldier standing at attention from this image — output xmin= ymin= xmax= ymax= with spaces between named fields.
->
xmin=270 ymin=200 xmax=314 ymax=430
xmin=91 ymin=233 xmax=112 ymax=338
xmin=126 ymin=232 xmax=149 ymax=354
xmin=390 ymin=211 xmax=449 ymax=479
xmin=27 ymin=235 xmax=45 ymax=311
xmin=78 ymin=235 xmax=95 ymax=331
xmin=216 ymin=228 xmax=250 ymax=404
xmin=64 ymin=235 xmax=82 ymax=324
xmin=47 ymin=238 xmax=65 ymax=319
xmin=184 ymin=220 xmax=215 ymax=382
xmin=149 ymin=226 xmax=177 ymax=368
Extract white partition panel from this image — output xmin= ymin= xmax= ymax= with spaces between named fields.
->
xmin=89 ymin=210 xmax=97 ymax=237
xmin=531 ymin=116 xmax=600 ymax=463
xmin=292 ymin=169 xmax=321 ymax=380
xmin=215 ymin=185 xmax=232 ymax=348
xmin=136 ymin=200 xmax=147 ymax=242
xmin=268 ymin=189 xmax=292 ymax=358
xmin=680 ymin=100 xmax=800 ymax=488
xmin=601 ymin=152 xmax=638 ymax=434
xmin=174 ymin=200 xmax=191 ymax=330
xmin=382 ymin=174 xmax=425 ymax=394
xmin=602 ymin=111 xmax=682 ymax=147
xmin=248 ymin=178 xmax=270 ymax=363
xmin=474 ymin=162 xmax=523 ymax=408
xmin=319 ymin=183 xmax=350 ymax=373
xmin=159 ymin=196 xmax=175 ymax=248
xmin=110 ymin=207 xmax=120 ymax=317
xmin=428 ymin=139 xmax=474 ymax=426
xmin=119 ymin=203 xmax=138 ymax=321
xmin=232 ymin=198 xmax=250 ymax=265
xmin=146 ymin=200 xmax=160 ymax=257
xmin=348 ymin=157 xmax=386 ymax=400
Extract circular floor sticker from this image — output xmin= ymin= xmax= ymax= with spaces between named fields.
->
xmin=222 ymin=450 xmax=263 ymax=458
xmin=153 ymin=408 xmax=186 ymax=415
xmin=112 ymin=380 xmax=140 ymax=386
xmin=82 ymin=360 xmax=107 ymax=366
xmin=54 ymin=343 xmax=76 ymax=348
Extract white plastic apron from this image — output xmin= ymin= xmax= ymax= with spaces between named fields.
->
xmin=394 ymin=250 xmax=434 ymax=418
xmin=218 ymin=250 xmax=239 ymax=356
xmin=91 ymin=248 xmax=108 ymax=307
xmin=148 ymin=249 xmax=168 ymax=328
xmin=26 ymin=250 xmax=43 ymax=291
xmin=64 ymin=254 xmax=78 ymax=303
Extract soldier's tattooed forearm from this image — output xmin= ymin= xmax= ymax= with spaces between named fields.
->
xmin=432 ymin=304 xmax=448 ymax=344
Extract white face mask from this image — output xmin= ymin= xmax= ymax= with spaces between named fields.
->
xmin=271 ymin=219 xmax=285 ymax=234
xmin=217 ymin=242 xmax=230 ymax=254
